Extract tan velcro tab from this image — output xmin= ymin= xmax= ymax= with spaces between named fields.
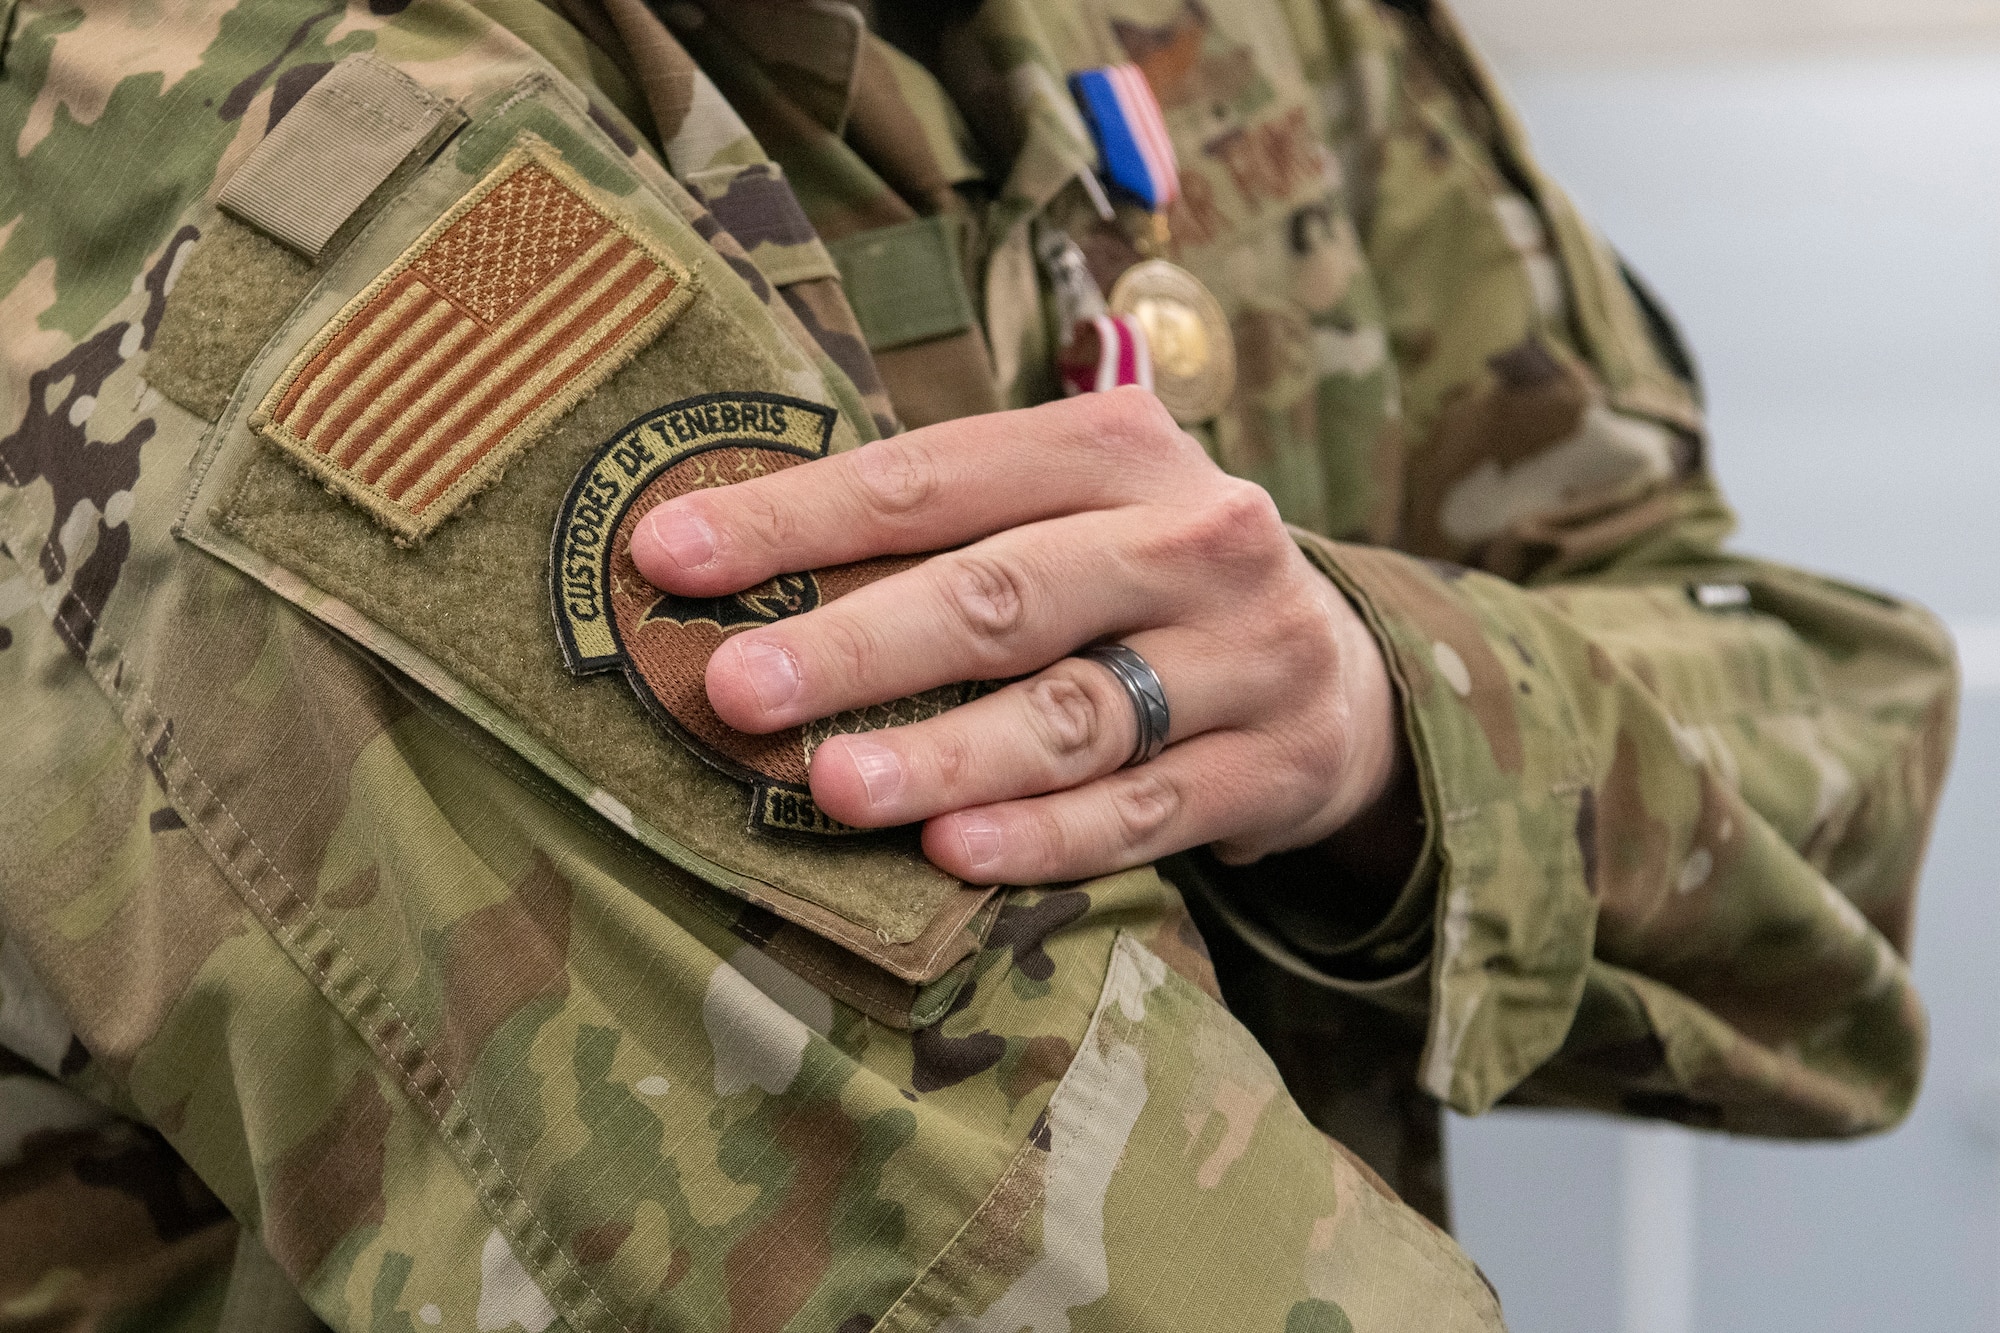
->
xmin=251 ymin=135 xmax=698 ymax=542
xmin=219 ymin=54 xmax=454 ymax=259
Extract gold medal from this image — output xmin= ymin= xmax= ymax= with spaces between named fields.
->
xmin=1108 ymin=260 xmax=1236 ymax=424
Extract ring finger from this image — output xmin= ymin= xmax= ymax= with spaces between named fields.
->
xmin=807 ymin=629 xmax=1239 ymax=828
xmin=923 ymin=728 xmax=1283 ymax=885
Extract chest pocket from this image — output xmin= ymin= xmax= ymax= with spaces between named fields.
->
xmin=160 ymin=55 xmax=996 ymax=1026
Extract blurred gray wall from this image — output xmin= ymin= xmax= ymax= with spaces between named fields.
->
xmin=1438 ymin=4 xmax=2000 ymax=1330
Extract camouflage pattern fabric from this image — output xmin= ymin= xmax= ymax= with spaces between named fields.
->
xmin=0 ymin=1 xmax=1956 ymax=1331
xmin=664 ymin=3 xmax=1004 ymax=429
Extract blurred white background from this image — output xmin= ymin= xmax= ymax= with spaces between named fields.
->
xmin=1440 ymin=2 xmax=2000 ymax=1330
xmin=1457 ymin=0 xmax=2000 ymax=65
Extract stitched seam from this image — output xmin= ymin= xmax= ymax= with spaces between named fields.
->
xmin=308 ymin=66 xmax=448 ymax=132
xmin=326 ymin=612 xmax=986 ymax=981
xmin=249 ymin=136 xmax=697 ymax=542
xmin=197 ymin=82 xmax=950 ymax=954
xmin=181 ymin=75 xmax=553 ymax=538
xmin=494 ymin=73 xmax=554 ymax=118
xmin=310 ymin=556 xmax=936 ymax=948
xmin=32 ymin=584 xmax=626 ymax=1333
xmin=16 ymin=438 xmax=967 ymax=1022
xmin=911 ymin=892 xmax=992 ymax=975
xmin=1140 ymin=933 xmax=1502 ymax=1324
xmin=423 ymin=693 xmax=972 ymax=1030
xmin=229 ymin=537 xmax=937 ymax=955
xmin=152 ymin=737 xmax=623 ymax=1332
xmin=9 ymin=87 xmax=664 ymax=1328
xmin=1340 ymin=1157 xmax=1506 ymax=1322
xmin=196 ymin=178 xmax=943 ymax=955
xmin=387 ymin=682 xmax=946 ymax=1024
xmin=877 ymin=931 xmax=1144 ymax=1329
xmin=306 ymin=80 xmax=438 ymax=135
xmin=154 ymin=728 xmax=627 ymax=1333
xmin=874 ymin=1137 xmax=1049 ymax=1331
xmin=196 ymin=78 xmax=934 ymax=947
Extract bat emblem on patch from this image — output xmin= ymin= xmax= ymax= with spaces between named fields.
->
xmin=639 ymin=572 xmax=821 ymax=633
xmin=550 ymin=392 xmax=985 ymax=837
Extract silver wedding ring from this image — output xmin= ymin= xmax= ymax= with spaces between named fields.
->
xmin=1080 ymin=643 xmax=1172 ymax=768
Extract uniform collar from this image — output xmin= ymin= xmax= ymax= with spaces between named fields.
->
xmin=691 ymin=0 xmax=869 ymax=135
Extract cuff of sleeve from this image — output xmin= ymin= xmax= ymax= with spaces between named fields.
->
xmin=1281 ymin=834 xmax=1440 ymax=978
xmin=1293 ymin=531 xmax=1600 ymax=1115
xmin=1172 ymin=853 xmax=1435 ymax=1029
xmin=1189 ymin=829 xmax=1438 ymax=987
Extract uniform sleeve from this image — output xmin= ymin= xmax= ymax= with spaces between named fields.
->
xmin=1239 ymin=0 xmax=1958 ymax=1134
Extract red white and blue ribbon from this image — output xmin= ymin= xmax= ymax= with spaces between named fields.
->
xmin=1058 ymin=314 xmax=1154 ymax=397
xmin=1069 ymin=64 xmax=1180 ymax=212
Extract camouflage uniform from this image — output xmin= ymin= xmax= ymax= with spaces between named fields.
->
xmin=0 ymin=0 xmax=1958 ymax=1329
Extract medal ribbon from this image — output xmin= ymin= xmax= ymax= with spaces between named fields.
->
xmin=1058 ymin=313 xmax=1154 ymax=397
xmin=1069 ymin=64 xmax=1180 ymax=211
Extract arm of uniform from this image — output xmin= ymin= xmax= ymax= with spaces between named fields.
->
xmin=1292 ymin=509 xmax=1957 ymax=1133
xmin=1189 ymin=0 xmax=1959 ymax=1137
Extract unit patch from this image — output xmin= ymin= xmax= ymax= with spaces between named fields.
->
xmin=252 ymin=134 xmax=696 ymax=542
xmin=552 ymin=393 xmax=985 ymax=837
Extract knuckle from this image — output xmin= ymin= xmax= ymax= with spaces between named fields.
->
xmin=1109 ymin=770 xmax=1181 ymax=847
xmin=1215 ymin=477 xmax=1286 ymax=547
xmin=1024 ymin=806 xmax=1079 ymax=880
xmin=1172 ymin=479 xmax=1285 ymax=568
xmin=1221 ymin=476 xmax=1285 ymax=532
xmin=945 ymin=553 xmax=1030 ymax=642
xmin=1088 ymin=387 xmax=1183 ymax=459
xmin=1306 ymin=618 xmax=1345 ymax=682
xmin=730 ymin=488 xmax=798 ymax=552
xmin=851 ymin=440 xmax=937 ymax=517
xmin=1274 ymin=707 xmax=1347 ymax=789
xmin=1023 ymin=673 xmax=1104 ymax=760
xmin=817 ymin=614 xmax=882 ymax=681
xmin=928 ymin=727 xmax=975 ymax=792
xmin=1272 ymin=598 xmax=1338 ymax=673
xmin=1121 ymin=384 xmax=1183 ymax=440
xmin=1300 ymin=721 xmax=1350 ymax=789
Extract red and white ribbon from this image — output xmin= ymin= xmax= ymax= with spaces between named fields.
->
xmin=1058 ymin=314 xmax=1154 ymax=397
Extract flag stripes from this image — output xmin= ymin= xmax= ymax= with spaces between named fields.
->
xmin=254 ymin=139 xmax=694 ymax=541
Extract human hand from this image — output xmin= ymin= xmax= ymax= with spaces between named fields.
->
xmin=628 ymin=388 xmax=1406 ymax=884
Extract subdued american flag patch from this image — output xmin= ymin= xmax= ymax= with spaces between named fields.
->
xmin=252 ymin=135 xmax=696 ymax=542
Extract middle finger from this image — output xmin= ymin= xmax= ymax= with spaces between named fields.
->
xmin=706 ymin=507 xmax=1183 ymax=733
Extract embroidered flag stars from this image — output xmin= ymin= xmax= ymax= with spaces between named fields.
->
xmin=253 ymin=135 xmax=695 ymax=542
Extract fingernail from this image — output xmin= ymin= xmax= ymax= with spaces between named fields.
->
xmin=635 ymin=507 xmax=715 ymax=570
xmin=734 ymin=639 xmax=800 ymax=710
xmin=953 ymin=815 xmax=1003 ymax=871
xmin=842 ymin=738 xmax=904 ymax=807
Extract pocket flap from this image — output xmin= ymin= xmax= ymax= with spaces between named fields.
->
xmin=174 ymin=76 xmax=994 ymax=996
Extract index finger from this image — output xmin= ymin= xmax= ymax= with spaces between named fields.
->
xmin=628 ymin=387 xmax=1199 ymax=596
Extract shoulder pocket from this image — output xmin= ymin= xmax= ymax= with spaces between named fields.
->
xmin=167 ymin=64 xmax=995 ymax=1023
